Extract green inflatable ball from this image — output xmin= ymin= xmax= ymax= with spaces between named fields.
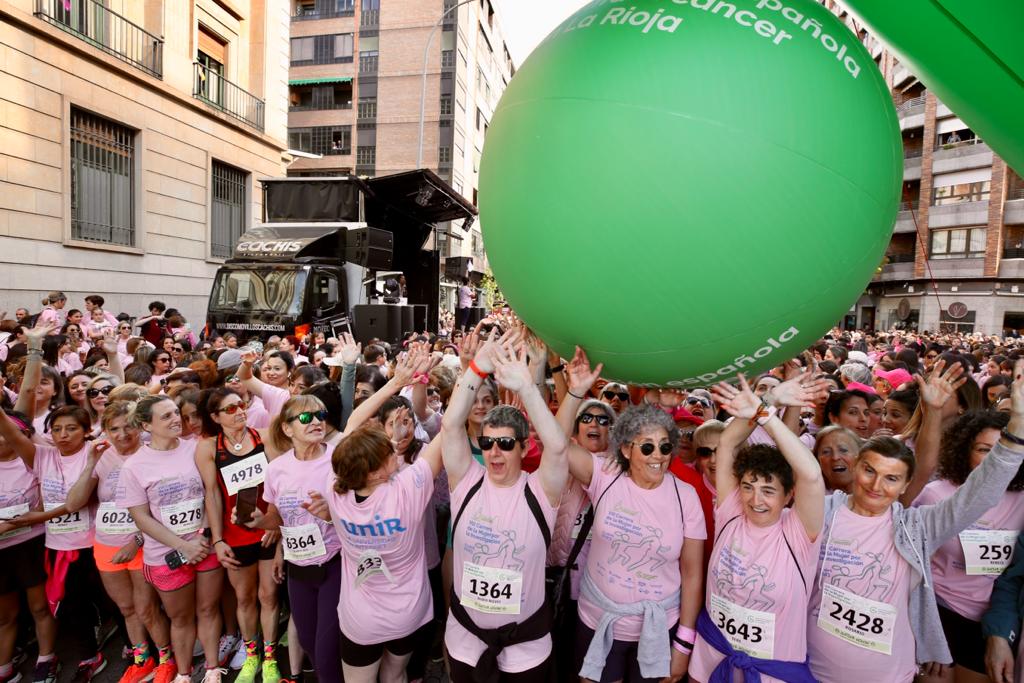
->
xmin=479 ymin=0 xmax=901 ymax=387
xmin=841 ymin=0 xmax=1024 ymax=176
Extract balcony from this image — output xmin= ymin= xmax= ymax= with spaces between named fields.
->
xmin=903 ymin=150 xmax=922 ymax=181
xmin=1006 ymin=189 xmax=1024 ymax=225
xmin=193 ymin=62 xmax=265 ymax=132
xmin=34 ymin=0 xmax=163 ymax=78
xmin=292 ymin=8 xmax=354 ymax=20
xmin=894 ymin=201 xmax=920 ymax=233
xmin=929 ymin=199 xmax=989 ymax=229
xmin=1003 ymin=248 xmax=1024 ymax=259
xmin=933 ymin=139 xmax=993 ymax=173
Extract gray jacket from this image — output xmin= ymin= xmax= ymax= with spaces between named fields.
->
xmin=822 ymin=440 xmax=1024 ymax=665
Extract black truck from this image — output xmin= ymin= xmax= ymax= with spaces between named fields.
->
xmin=205 ymin=169 xmax=476 ymax=345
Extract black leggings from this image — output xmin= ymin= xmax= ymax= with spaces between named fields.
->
xmin=448 ymin=653 xmax=552 ymax=683
xmin=49 ymin=547 xmax=108 ymax=658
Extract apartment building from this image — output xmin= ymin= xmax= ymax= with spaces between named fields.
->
xmin=0 ymin=0 xmax=289 ymax=324
xmin=819 ymin=2 xmax=1024 ymax=335
xmin=284 ymin=0 xmax=514 ymax=309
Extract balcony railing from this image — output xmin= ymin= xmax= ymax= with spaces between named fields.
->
xmin=935 ymin=136 xmax=985 ymax=151
xmin=193 ymin=62 xmax=265 ymax=132
xmin=895 ymin=94 xmax=925 ymax=113
xmin=885 ymin=253 xmax=916 ymax=264
xmin=289 ymin=101 xmax=353 ymax=112
xmin=359 ymin=53 xmax=378 ymax=74
xmin=1003 ymin=248 xmax=1024 ymax=259
xmin=34 ymin=0 xmax=163 ymax=78
xmin=361 ymin=9 xmax=379 ymax=26
xmin=898 ymin=200 xmax=919 ymax=212
xmin=903 ymin=148 xmax=923 ymax=159
xmin=292 ymin=8 xmax=354 ymax=20
xmin=1008 ymin=189 xmax=1024 ymax=201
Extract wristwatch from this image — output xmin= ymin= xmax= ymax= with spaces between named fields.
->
xmin=133 ymin=532 xmax=144 ymax=547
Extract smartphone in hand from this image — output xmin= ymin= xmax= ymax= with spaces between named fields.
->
xmin=164 ymin=549 xmax=187 ymax=569
xmin=235 ymin=487 xmax=259 ymax=526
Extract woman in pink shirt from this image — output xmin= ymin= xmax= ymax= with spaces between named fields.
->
xmin=913 ymin=409 xmax=1024 ymax=683
xmin=440 ymin=330 xmax=567 ymax=682
xmin=119 ymin=395 xmax=224 ymax=683
xmin=37 ymin=291 xmax=66 ymax=333
xmin=236 ymin=349 xmax=295 ymax=421
xmin=689 ymin=372 xmax=829 ymax=683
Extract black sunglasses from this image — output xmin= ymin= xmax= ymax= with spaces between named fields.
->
xmin=578 ymin=413 xmax=611 ymax=426
xmin=426 ymin=387 xmax=440 ymax=396
xmin=603 ymin=390 xmax=629 ymax=401
xmin=155 ymin=356 xmax=171 ymax=363
xmin=478 ymin=436 xmax=519 ymax=451
xmin=287 ymin=410 xmax=328 ymax=425
xmin=631 ymin=441 xmax=673 ymax=456
xmin=696 ymin=446 xmax=717 ymax=458
xmin=173 ymin=346 xmax=184 ymax=352
xmin=86 ymin=385 xmax=115 ymax=398
xmin=686 ymin=397 xmax=712 ymax=408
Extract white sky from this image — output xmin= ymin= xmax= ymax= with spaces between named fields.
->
xmin=492 ymin=0 xmax=592 ymax=66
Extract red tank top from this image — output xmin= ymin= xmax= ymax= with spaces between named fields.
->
xmin=215 ymin=429 xmax=269 ymax=547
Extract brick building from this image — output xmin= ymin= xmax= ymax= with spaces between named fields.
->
xmin=0 ymin=0 xmax=290 ymax=325
xmin=285 ymin=0 xmax=514 ymax=310
xmin=820 ymin=3 xmax=1024 ymax=335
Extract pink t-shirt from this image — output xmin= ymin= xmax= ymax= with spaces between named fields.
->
xmin=914 ymin=479 xmax=1024 ymax=622
xmin=0 ymin=457 xmax=44 ymax=550
xmin=689 ymin=490 xmax=820 ymax=683
xmin=445 ymin=461 xmax=557 ymax=673
xmin=93 ymin=449 xmax=139 ymax=548
xmin=118 ymin=439 xmax=206 ymax=566
xmin=579 ymin=454 xmax=706 ymax=640
xmin=262 ymin=446 xmax=341 ymax=567
xmin=807 ymin=505 xmax=914 ymax=683
xmin=261 ymin=384 xmax=289 ymax=421
xmin=245 ymin=395 xmax=271 ymax=430
xmin=327 ymin=458 xmax=435 ymax=644
xmin=33 ymin=444 xmax=95 ymax=550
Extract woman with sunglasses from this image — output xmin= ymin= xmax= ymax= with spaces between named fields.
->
xmin=195 ymin=388 xmax=280 ymax=683
xmin=688 ymin=372 xmax=827 ymax=683
xmin=549 ymin=349 xmax=705 ymax=683
xmin=85 ymin=374 xmax=120 ymax=437
xmin=441 ymin=329 xmax=568 ymax=682
xmin=63 ymin=401 xmax=175 ymax=683
xmin=148 ymin=349 xmax=174 ymax=385
xmin=119 ymin=395 xmax=224 ymax=683
xmin=684 ymin=391 xmax=716 ymax=421
xmin=599 ymin=383 xmax=631 ymax=415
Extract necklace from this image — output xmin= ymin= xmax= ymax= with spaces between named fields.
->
xmin=223 ymin=430 xmax=246 ymax=452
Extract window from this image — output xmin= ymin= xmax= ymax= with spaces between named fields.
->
xmin=359 ymin=50 xmax=379 ymax=73
xmin=70 ymin=108 xmax=135 ymax=246
xmin=289 ymin=82 xmax=352 ymax=110
xmin=312 ymin=270 xmax=341 ymax=312
xmin=358 ymin=97 xmax=377 ymax=119
xmin=439 ymin=146 xmax=452 ymax=164
xmin=290 ymin=34 xmax=353 ymax=65
xmin=196 ymin=28 xmax=226 ymax=106
xmin=934 ymin=181 xmax=991 ymax=206
xmin=442 ymin=50 xmax=455 ymax=68
xmin=476 ymin=107 xmax=484 ymax=131
xmin=930 ymin=227 xmax=987 ymax=259
xmin=357 ymin=146 xmax=376 ymax=165
xmin=211 ymin=161 xmax=247 ymax=259
xmin=440 ymin=95 xmax=453 ymax=116
xmin=288 ymin=126 xmax=352 ymax=155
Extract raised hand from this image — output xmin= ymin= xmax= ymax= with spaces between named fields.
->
xmin=24 ymin=321 xmax=57 ymax=346
xmin=334 ymin=332 xmax=362 ymax=365
xmin=389 ymin=406 xmax=413 ymax=449
xmin=239 ymin=347 xmax=259 ymax=365
xmin=101 ymin=328 xmax=118 ymax=355
xmin=393 ymin=345 xmax=431 ymax=386
xmin=491 ymin=342 xmax=533 ymax=394
xmin=88 ymin=440 xmax=112 ymax=463
xmin=770 ymin=368 xmax=832 ymax=408
xmin=917 ymin=358 xmax=966 ymax=410
xmin=711 ymin=375 xmax=761 ymax=420
xmin=565 ymin=346 xmax=603 ymax=398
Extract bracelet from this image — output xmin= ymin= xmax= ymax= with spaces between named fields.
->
xmin=412 ymin=373 xmax=430 ymax=384
xmin=567 ymin=389 xmax=585 ymax=400
xmin=134 ymin=532 xmax=144 ymax=547
xmin=756 ymin=406 xmax=778 ymax=427
xmin=469 ymin=360 xmax=489 ymax=379
xmin=213 ymin=539 xmax=227 ymax=547
xmin=548 ymin=364 xmax=565 ymax=374
xmin=675 ymin=624 xmax=697 ymax=644
xmin=1001 ymin=429 xmax=1024 ymax=447
xmin=26 ymin=348 xmax=43 ymax=356
xmin=671 ymin=639 xmax=693 ymax=655
xmin=748 ymin=397 xmax=771 ymax=427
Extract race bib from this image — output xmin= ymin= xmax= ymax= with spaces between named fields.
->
xmin=709 ymin=593 xmax=776 ymax=659
xmin=0 ymin=503 xmax=31 ymax=541
xmin=96 ymin=502 xmax=137 ymax=536
xmin=221 ymin=454 xmax=269 ymax=497
xmin=281 ymin=523 xmax=327 ymax=563
xmin=460 ymin=562 xmax=523 ymax=615
xmin=570 ymin=506 xmax=593 ymax=541
xmin=160 ymin=498 xmax=204 ymax=535
xmin=354 ymin=549 xmax=395 ymax=589
xmin=44 ymin=501 xmax=90 ymax=535
xmin=817 ymin=583 xmax=897 ymax=655
xmin=959 ymin=530 xmax=1019 ymax=575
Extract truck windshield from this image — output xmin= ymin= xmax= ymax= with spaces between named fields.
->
xmin=210 ymin=268 xmax=307 ymax=316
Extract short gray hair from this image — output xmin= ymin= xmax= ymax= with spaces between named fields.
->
xmin=574 ymin=399 xmax=615 ymax=434
xmin=840 ymin=362 xmax=873 ymax=386
xmin=610 ymin=404 xmax=680 ymax=471
xmin=482 ymin=404 xmax=529 ymax=442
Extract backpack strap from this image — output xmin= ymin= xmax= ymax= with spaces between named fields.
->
xmin=523 ymin=483 xmax=551 ymax=549
xmin=451 ymin=472 xmax=485 ymax=540
xmin=713 ymin=512 xmax=807 ymax=591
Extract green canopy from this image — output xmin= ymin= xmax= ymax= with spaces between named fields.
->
xmin=289 ymin=77 xmax=353 ymax=86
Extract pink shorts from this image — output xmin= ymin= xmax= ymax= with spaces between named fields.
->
xmin=143 ymin=553 xmax=220 ymax=592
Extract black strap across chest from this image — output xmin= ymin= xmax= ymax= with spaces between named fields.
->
xmin=452 ymin=471 xmax=551 ymax=549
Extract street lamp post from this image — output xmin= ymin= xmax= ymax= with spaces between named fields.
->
xmin=416 ymin=0 xmax=476 ymax=169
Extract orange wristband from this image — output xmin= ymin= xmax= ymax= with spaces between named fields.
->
xmin=469 ymin=360 xmax=489 ymax=379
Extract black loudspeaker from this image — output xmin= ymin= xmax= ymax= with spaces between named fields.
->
xmin=346 ymin=227 xmax=393 ymax=269
xmin=352 ymin=304 xmax=414 ymax=346
xmin=444 ymin=256 xmax=473 ymax=280
xmin=412 ymin=305 xmax=427 ymax=334
xmin=467 ymin=306 xmax=487 ymax=326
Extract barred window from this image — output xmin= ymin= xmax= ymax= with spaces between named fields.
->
xmin=211 ymin=161 xmax=247 ymax=259
xmin=70 ymin=108 xmax=135 ymax=246
xmin=288 ymin=126 xmax=352 ymax=156
xmin=439 ymin=146 xmax=452 ymax=164
xmin=356 ymin=146 xmax=376 ymax=165
xmin=358 ymin=97 xmax=377 ymax=119
xmin=440 ymin=95 xmax=452 ymax=116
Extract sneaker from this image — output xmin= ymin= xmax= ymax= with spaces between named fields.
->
xmin=216 ymin=635 xmax=239 ymax=669
xmin=227 ymin=640 xmax=247 ymax=671
xmin=118 ymin=658 xmax=157 ymax=683
xmin=71 ymin=655 xmax=107 ymax=683
xmin=234 ymin=657 xmax=259 ymax=683
xmin=0 ymin=671 xmax=23 ymax=683
xmin=170 ymin=676 xmax=191 ymax=683
xmin=261 ymin=658 xmax=280 ymax=683
xmin=153 ymin=662 xmax=177 ymax=683
xmin=31 ymin=659 xmax=58 ymax=683
xmin=200 ymin=668 xmax=225 ymax=683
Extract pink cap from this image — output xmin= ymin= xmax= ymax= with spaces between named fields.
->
xmin=845 ymin=381 xmax=878 ymax=395
xmin=874 ymin=368 xmax=914 ymax=389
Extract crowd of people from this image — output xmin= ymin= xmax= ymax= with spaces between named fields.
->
xmin=4 ymin=293 xmax=1024 ymax=683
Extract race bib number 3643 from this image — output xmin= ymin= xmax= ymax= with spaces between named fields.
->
xmin=460 ymin=562 xmax=522 ymax=615
xmin=709 ymin=594 xmax=776 ymax=660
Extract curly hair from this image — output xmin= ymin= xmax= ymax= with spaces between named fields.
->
xmin=610 ymin=404 xmax=680 ymax=472
xmin=733 ymin=444 xmax=795 ymax=494
xmin=938 ymin=410 xmax=1024 ymax=490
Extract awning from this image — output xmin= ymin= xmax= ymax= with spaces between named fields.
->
xmin=289 ymin=77 xmax=353 ymax=86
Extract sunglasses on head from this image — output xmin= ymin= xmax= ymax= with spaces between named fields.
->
xmin=603 ymin=390 xmax=629 ymax=401
xmin=632 ymin=441 xmax=673 ymax=456
xmin=218 ymin=401 xmax=248 ymax=415
xmin=287 ymin=410 xmax=328 ymax=425
xmin=478 ymin=436 xmax=519 ymax=451
xmin=578 ymin=413 xmax=610 ymax=426
xmin=86 ymin=385 xmax=114 ymax=398
xmin=696 ymin=446 xmax=717 ymax=458
xmin=686 ymin=397 xmax=712 ymax=408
